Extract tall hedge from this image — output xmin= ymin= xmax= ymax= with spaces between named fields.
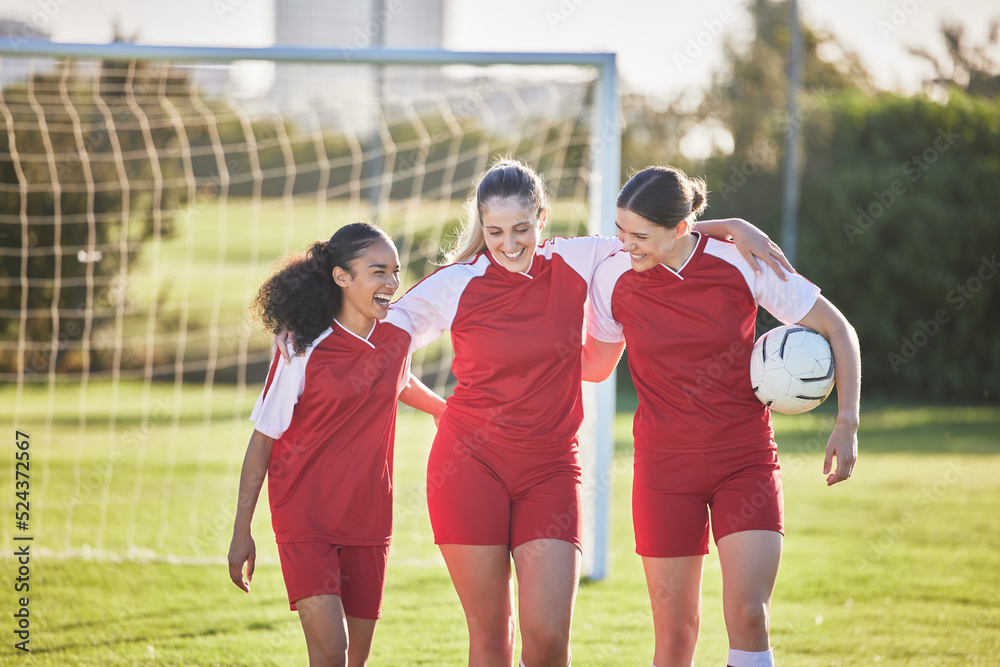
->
xmin=699 ymin=90 xmax=999 ymax=402
xmin=797 ymin=90 xmax=999 ymax=401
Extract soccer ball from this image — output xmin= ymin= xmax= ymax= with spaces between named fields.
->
xmin=750 ymin=325 xmax=835 ymax=414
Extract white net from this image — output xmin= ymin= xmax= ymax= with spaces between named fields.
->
xmin=0 ymin=53 xmax=608 ymax=565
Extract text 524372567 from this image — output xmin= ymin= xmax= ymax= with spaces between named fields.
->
xmin=14 ymin=430 xmax=31 ymax=653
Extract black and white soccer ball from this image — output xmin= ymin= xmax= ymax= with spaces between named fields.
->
xmin=750 ymin=325 xmax=835 ymax=414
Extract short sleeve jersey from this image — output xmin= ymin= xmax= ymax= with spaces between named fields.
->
xmin=387 ymin=235 xmax=621 ymax=452
xmin=250 ymin=319 xmax=411 ymax=545
xmin=587 ymin=233 xmax=820 ymax=453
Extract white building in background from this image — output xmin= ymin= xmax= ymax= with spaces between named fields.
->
xmin=270 ymin=0 xmax=445 ymax=112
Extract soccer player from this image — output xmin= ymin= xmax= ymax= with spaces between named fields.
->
xmin=582 ymin=165 xmax=861 ymax=667
xmin=275 ymin=159 xmax=789 ymax=667
xmin=227 ymin=222 xmax=445 ymax=667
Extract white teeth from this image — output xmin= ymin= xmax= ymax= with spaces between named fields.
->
xmin=503 ymin=249 xmax=523 ymax=259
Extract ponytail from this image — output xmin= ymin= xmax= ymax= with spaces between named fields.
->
xmin=445 ymin=191 xmax=488 ymax=264
xmin=689 ymin=177 xmax=708 ymax=218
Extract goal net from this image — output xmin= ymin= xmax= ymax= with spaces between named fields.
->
xmin=0 ymin=44 xmax=619 ymax=577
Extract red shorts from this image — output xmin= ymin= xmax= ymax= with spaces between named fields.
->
xmin=276 ymin=542 xmax=389 ymax=619
xmin=632 ymin=442 xmax=783 ymax=558
xmin=426 ymin=418 xmax=583 ymax=551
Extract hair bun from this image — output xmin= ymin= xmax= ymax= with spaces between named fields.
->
xmin=689 ymin=177 xmax=708 ymax=217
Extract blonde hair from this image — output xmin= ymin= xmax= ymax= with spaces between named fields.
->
xmin=445 ymin=157 xmax=549 ymax=264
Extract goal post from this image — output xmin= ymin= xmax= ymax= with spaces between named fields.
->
xmin=0 ymin=40 xmax=620 ymax=578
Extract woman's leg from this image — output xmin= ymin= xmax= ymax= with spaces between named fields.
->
xmin=295 ymin=594 xmax=349 ymax=667
xmin=708 ymin=442 xmax=784 ymax=664
xmin=716 ymin=530 xmax=782 ymax=653
xmin=345 ymin=616 xmax=378 ymax=667
xmin=337 ymin=545 xmax=386 ymax=666
xmin=512 ymin=539 xmax=581 ymax=667
xmin=439 ymin=544 xmax=517 ymax=667
xmin=641 ymin=555 xmax=705 ymax=667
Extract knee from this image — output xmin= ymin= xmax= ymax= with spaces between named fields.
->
xmin=520 ymin=623 xmax=571 ymax=667
xmin=651 ymin=598 xmax=700 ymax=635
xmin=307 ymin=639 xmax=348 ymax=667
xmin=729 ymin=599 xmax=770 ymax=638
xmin=347 ymin=639 xmax=371 ymax=667
xmin=467 ymin=613 xmax=516 ymax=658
xmin=652 ymin=610 xmax=700 ymax=657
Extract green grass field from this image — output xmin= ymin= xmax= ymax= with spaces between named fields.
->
xmin=2 ymin=379 xmax=999 ymax=665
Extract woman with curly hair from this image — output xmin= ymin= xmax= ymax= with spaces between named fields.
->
xmin=228 ymin=221 xmax=445 ymax=667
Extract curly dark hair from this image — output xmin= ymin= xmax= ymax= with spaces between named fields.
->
xmin=251 ymin=222 xmax=391 ymax=355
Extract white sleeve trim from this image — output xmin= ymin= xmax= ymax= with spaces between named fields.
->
xmin=248 ymin=327 xmax=333 ymax=439
xmin=396 ymin=354 xmax=412 ymax=396
xmin=586 ymin=251 xmax=630 ymax=344
xmin=386 ymin=257 xmax=489 ymax=353
xmin=703 ymin=238 xmax=821 ymax=325
xmin=539 ymin=235 xmax=624 ymax=288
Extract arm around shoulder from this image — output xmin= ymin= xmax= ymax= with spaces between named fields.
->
xmin=693 ymin=217 xmax=794 ymax=279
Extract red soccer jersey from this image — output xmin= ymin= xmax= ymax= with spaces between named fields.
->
xmin=387 ymin=235 xmax=621 ymax=452
xmin=587 ymin=233 xmax=820 ymax=453
xmin=250 ymin=319 xmax=411 ymax=545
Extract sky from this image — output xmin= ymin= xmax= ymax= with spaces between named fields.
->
xmin=0 ymin=0 xmax=997 ymax=100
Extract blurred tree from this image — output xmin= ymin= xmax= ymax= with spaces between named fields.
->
xmin=619 ymin=0 xmax=873 ymax=225
xmin=620 ymin=91 xmax=690 ymax=179
xmin=910 ymin=20 xmax=1000 ymax=98
xmin=699 ymin=0 xmax=871 ymax=165
xmin=796 ymin=90 xmax=1000 ymax=401
xmin=690 ymin=0 xmax=873 ymax=233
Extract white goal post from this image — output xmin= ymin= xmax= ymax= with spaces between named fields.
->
xmin=1 ymin=40 xmax=620 ymax=579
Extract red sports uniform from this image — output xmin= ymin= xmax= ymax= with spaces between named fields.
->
xmin=251 ymin=319 xmax=411 ymax=616
xmin=387 ymin=235 xmax=621 ymax=550
xmin=587 ymin=233 xmax=820 ymax=557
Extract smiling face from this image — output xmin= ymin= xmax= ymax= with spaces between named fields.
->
xmin=616 ymin=207 xmax=695 ymax=272
xmin=481 ymin=197 xmax=546 ymax=274
xmin=333 ymin=237 xmax=401 ymax=328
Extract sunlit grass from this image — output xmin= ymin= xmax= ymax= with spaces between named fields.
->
xmin=2 ymin=385 xmax=998 ymax=664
